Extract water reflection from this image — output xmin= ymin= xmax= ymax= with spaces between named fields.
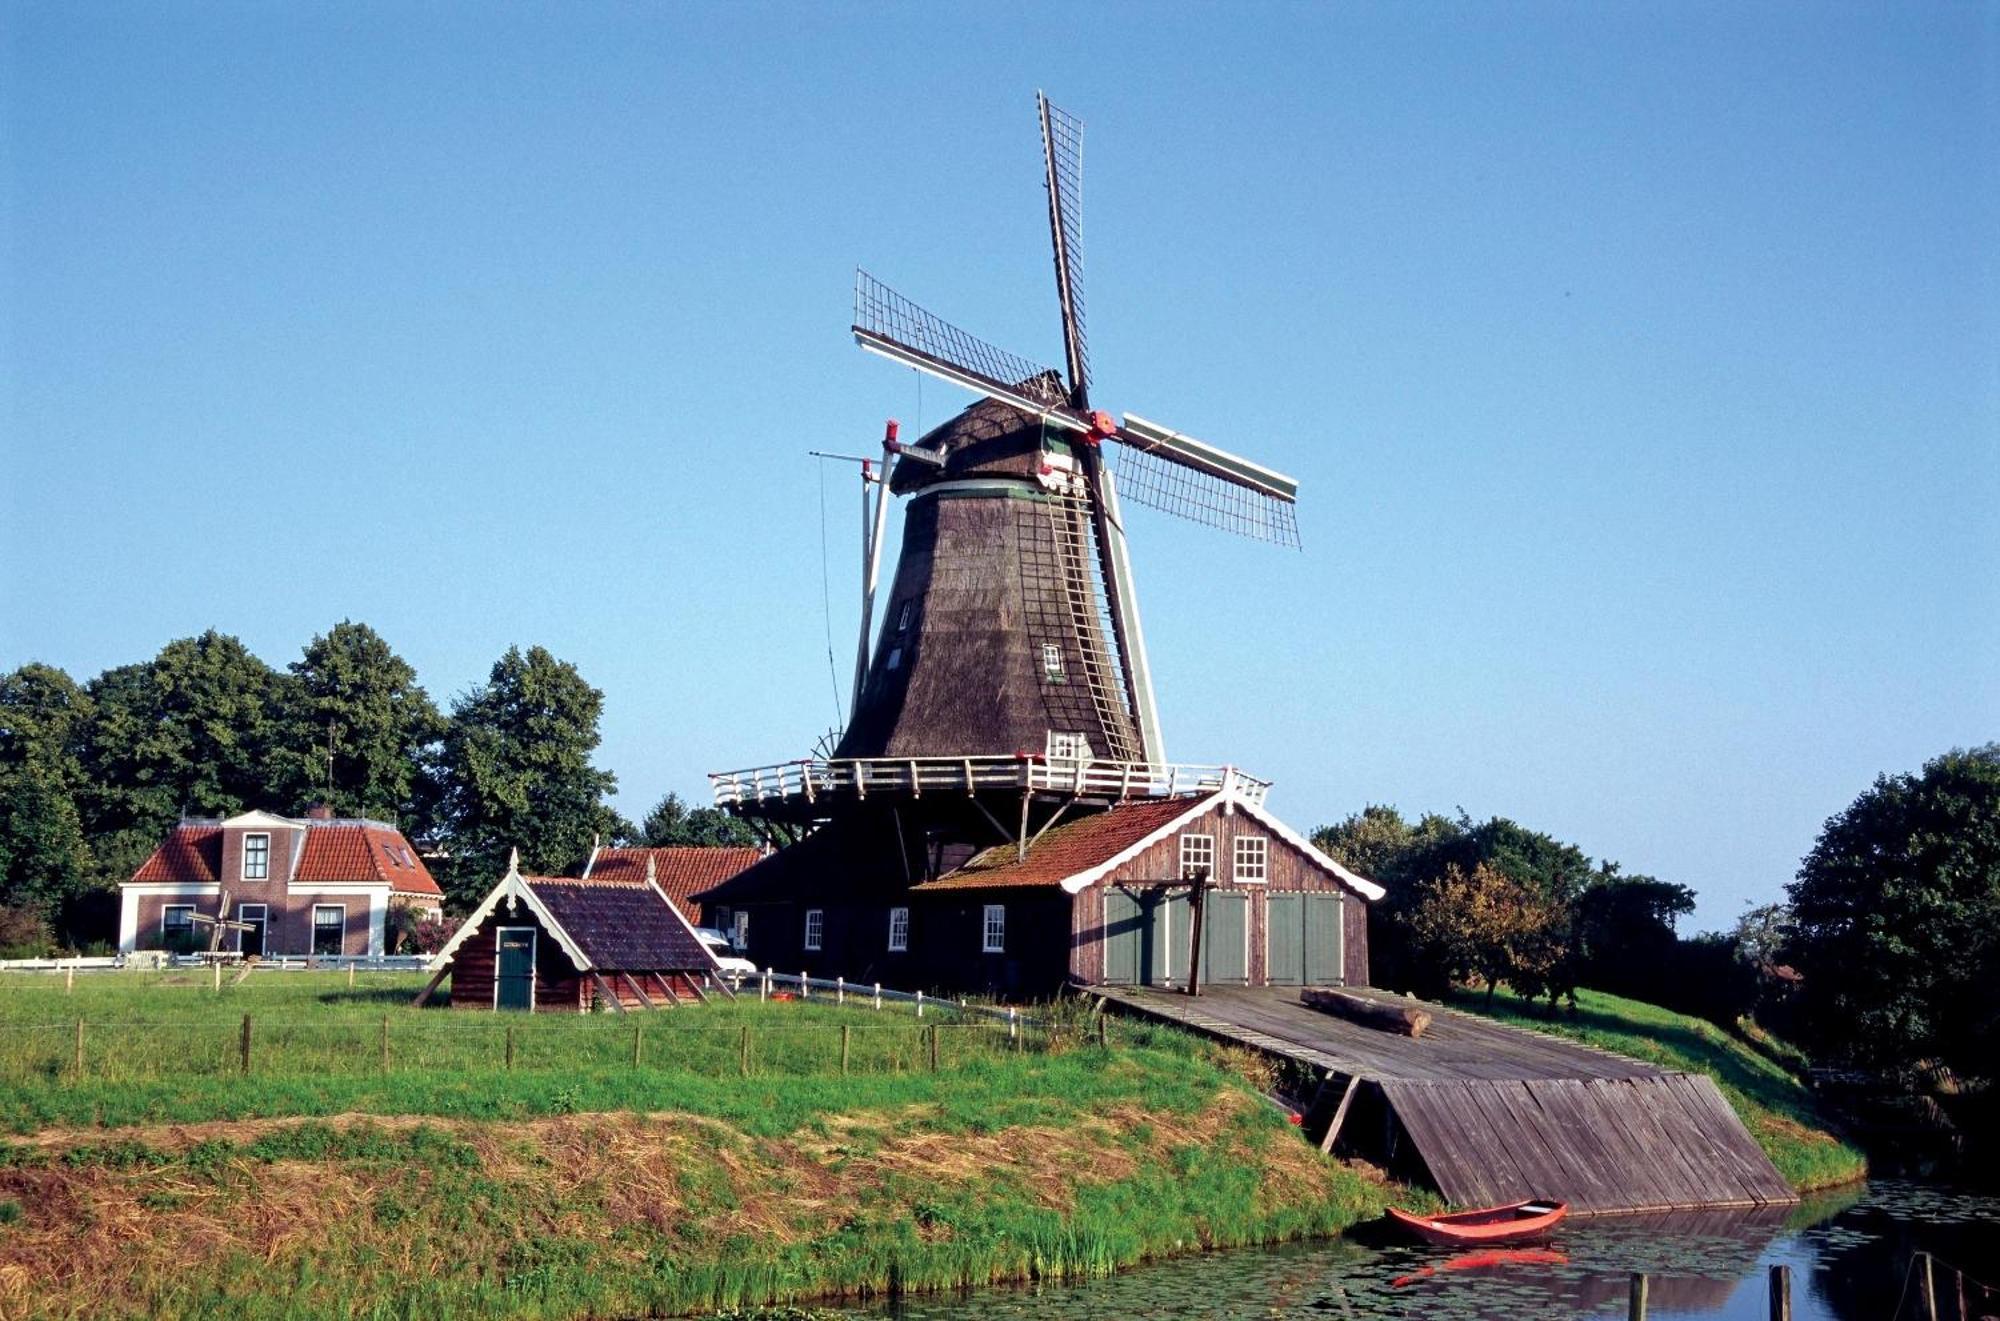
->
xmin=852 ymin=1182 xmax=2000 ymax=1321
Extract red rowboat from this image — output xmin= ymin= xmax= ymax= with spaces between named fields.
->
xmin=1388 ymin=1199 xmax=1569 ymax=1246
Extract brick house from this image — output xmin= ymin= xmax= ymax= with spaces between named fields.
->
xmin=118 ymin=808 xmax=443 ymax=958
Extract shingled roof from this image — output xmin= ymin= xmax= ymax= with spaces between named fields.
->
xmin=525 ymin=878 xmax=713 ymax=971
xmin=585 ymin=846 xmax=764 ymax=922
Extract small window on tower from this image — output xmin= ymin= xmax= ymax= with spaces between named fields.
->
xmin=896 ymin=601 xmax=914 ymax=631
xmin=1047 ymin=732 xmax=1091 ymax=761
xmin=1042 ymin=643 xmax=1066 ymax=682
xmin=886 ymin=646 xmax=904 ymax=671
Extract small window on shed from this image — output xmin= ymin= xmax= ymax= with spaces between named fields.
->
xmin=888 ymin=906 xmax=909 ymax=952
xmin=1042 ymin=643 xmax=1066 ymax=682
xmin=804 ymin=908 xmax=824 ymax=952
xmin=981 ymin=904 xmax=1005 ymax=954
xmin=1179 ymin=833 xmax=1215 ymax=879
xmin=1234 ymin=835 xmax=1268 ymax=883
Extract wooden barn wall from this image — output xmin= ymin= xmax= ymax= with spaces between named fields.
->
xmin=1079 ymin=804 xmax=1373 ymax=988
xmin=447 ymin=905 xmax=587 ymax=1013
xmin=729 ymin=894 xmax=1071 ymax=997
xmin=587 ymin=970 xmax=710 ymax=1010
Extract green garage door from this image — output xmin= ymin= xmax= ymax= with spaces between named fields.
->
xmin=1266 ymin=893 xmax=1343 ymax=986
xmin=1202 ymin=892 xmax=1249 ymax=985
xmin=1103 ymin=890 xmax=1172 ymax=985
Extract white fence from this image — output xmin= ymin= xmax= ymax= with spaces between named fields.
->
xmin=0 ymin=954 xmax=431 ymax=975
xmin=711 ymin=755 xmax=1270 ymax=811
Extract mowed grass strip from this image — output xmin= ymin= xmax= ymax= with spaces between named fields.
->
xmin=1451 ymin=985 xmax=1866 ymax=1192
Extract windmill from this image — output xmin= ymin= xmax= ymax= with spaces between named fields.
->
xmin=836 ymin=93 xmax=1300 ymax=768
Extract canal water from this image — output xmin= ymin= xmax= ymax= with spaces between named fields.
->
xmin=851 ymin=1181 xmax=2000 ymax=1320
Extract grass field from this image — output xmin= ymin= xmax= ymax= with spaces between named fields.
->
xmin=0 ymin=972 xmax=1411 ymax=1318
xmin=1452 ymin=985 xmax=1867 ymax=1193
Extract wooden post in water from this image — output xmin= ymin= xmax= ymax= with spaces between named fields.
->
xmin=1920 ymin=1252 xmax=1937 ymax=1321
xmin=239 ymin=1014 xmax=252 ymax=1075
xmin=1768 ymin=1264 xmax=1791 ymax=1321
xmin=1628 ymin=1272 xmax=1649 ymax=1321
xmin=840 ymin=1024 xmax=850 ymax=1075
xmin=73 ymin=1019 xmax=84 ymax=1076
xmin=380 ymin=1015 xmax=390 ymax=1073
xmin=504 ymin=1025 xmax=516 ymax=1071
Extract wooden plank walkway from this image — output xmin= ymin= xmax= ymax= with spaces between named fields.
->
xmin=1095 ymin=985 xmax=1797 ymax=1215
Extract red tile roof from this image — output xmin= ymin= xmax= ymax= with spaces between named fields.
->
xmin=130 ymin=826 xmax=222 ymax=884
xmin=915 ymin=796 xmax=1211 ymax=891
xmin=587 ymin=846 xmax=764 ymax=922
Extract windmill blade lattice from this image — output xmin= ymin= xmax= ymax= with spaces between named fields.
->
xmin=1039 ymin=93 xmax=1090 ymax=401
xmin=1111 ymin=441 xmax=1302 ymax=547
xmin=853 ymin=271 xmax=1071 ymax=409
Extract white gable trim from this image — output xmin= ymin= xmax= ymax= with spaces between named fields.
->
xmin=220 ymin=810 xmax=302 ymax=830
xmin=428 ymin=852 xmax=594 ymax=973
xmin=1052 ymin=788 xmax=1386 ymax=901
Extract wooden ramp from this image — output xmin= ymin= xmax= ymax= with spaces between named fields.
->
xmin=1095 ymin=985 xmax=1797 ymax=1215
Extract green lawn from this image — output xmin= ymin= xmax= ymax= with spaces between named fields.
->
xmin=0 ymin=972 xmax=1407 ymax=1320
xmin=1451 ymin=985 xmax=1866 ymax=1193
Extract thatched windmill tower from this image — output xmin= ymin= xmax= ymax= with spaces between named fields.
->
xmin=701 ymin=96 xmax=1376 ymax=997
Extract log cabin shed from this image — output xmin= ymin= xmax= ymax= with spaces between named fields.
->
xmin=422 ymin=854 xmax=723 ymax=1012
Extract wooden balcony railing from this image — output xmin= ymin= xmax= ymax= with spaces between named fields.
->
xmin=708 ymin=755 xmax=1270 ymax=812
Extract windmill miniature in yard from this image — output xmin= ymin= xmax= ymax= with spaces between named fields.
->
xmin=701 ymin=95 xmax=1382 ymax=998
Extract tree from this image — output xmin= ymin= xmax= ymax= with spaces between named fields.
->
xmin=1570 ymin=873 xmax=1697 ymax=1000
xmin=1787 ymin=745 xmax=2000 ymax=1079
xmin=638 ymin=791 xmax=760 ymax=848
xmin=436 ymin=645 xmax=623 ymax=908
xmin=272 ymin=621 xmax=445 ymax=827
xmin=77 ymin=632 xmax=293 ymax=854
xmin=0 ymin=664 xmax=96 ymax=919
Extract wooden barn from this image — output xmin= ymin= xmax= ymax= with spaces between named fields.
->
xmin=419 ymin=853 xmax=723 ymax=1012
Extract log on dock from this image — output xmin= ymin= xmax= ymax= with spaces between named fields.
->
xmin=1300 ymin=987 xmax=1431 ymax=1038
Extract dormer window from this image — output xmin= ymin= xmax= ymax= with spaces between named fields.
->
xmin=242 ymin=833 xmax=270 ymax=880
xmin=1047 ymin=732 xmax=1090 ymax=761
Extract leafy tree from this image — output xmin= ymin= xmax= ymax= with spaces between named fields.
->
xmin=0 ymin=663 xmax=94 ymax=783
xmin=436 ymin=645 xmax=623 ymax=907
xmin=1396 ymin=862 xmax=1554 ymax=1000
xmin=638 ymin=791 xmax=760 ymax=848
xmin=273 ymin=621 xmax=445 ymax=827
xmin=1570 ymin=873 xmax=1696 ymax=997
xmin=77 ymin=632 xmax=293 ymax=852
xmin=1787 ymin=744 xmax=2000 ymax=1079
xmin=0 ymin=664 xmax=97 ymax=919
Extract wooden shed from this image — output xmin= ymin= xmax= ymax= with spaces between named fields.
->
xmin=420 ymin=853 xmax=724 ymax=1012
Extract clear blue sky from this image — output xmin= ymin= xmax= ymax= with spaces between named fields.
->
xmin=4 ymin=3 xmax=1994 ymax=932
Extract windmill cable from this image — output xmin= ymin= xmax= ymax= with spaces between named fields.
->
xmin=815 ymin=459 xmax=845 ymax=730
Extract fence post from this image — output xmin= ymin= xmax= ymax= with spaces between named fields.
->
xmin=380 ymin=1015 xmax=390 ymax=1073
xmin=213 ymin=960 xmax=221 ymax=994
xmin=66 ymin=961 xmax=75 ymax=994
xmin=1768 ymin=1264 xmax=1790 ymax=1321
xmin=239 ymin=1014 xmax=253 ymax=1075
xmin=760 ymin=969 xmax=768 ymax=1002
xmin=740 ymin=1025 xmax=750 ymax=1077
xmin=632 ymin=1025 xmax=644 ymax=1068
xmin=73 ymin=1019 xmax=84 ymax=1076
xmin=1098 ymin=1014 xmax=1108 ymax=1049
xmin=836 ymin=976 xmax=844 ymax=1005
xmin=347 ymin=962 xmax=355 ymax=990
xmin=800 ymin=971 xmax=808 ymax=999
xmin=505 ymin=1025 xmax=516 ymax=1071
xmin=916 ymin=990 xmax=924 ymax=1019
xmin=1008 ymin=1007 xmax=1018 ymax=1041
xmin=928 ymin=1023 xmax=939 ymax=1072
xmin=1628 ymin=1272 xmax=1648 ymax=1321
xmin=873 ymin=982 xmax=881 ymax=1010
xmin=841 ymin=1024 xmax=851 ymax=1076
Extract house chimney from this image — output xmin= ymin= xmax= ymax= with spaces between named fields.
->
xmin=306 ymin=802 xmax=335 ymax=820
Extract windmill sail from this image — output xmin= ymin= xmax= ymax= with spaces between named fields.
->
xmin=1109 ymin=414 xmax=1301 ymax=547
xmin=1039 ymin=93 xmax=1090 ymax=403
xmin=853 ymin=272 xmax=1076 ymax=422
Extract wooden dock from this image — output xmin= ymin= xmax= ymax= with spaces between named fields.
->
xmin=1094 ymin=985 xmax=1797 ymax=1215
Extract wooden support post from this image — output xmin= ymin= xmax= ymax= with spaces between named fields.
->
xmin=380 ymin=1015 xmax=391 ymax=1073
xmin=73 ymin=1019 xmax=83 ymax=1076
xmin=409 ymin=965 xmax=449 ymax=1008
xmin=618 ymin=973 xmax=656 ymax=1010
xmin=1098 ymin=1014 xmax=1109 ymax=1049
xmin=504 ymin=1025 xmax=516 ymax=1071
xmin=928 ymin=1023 xmax=939 ymax=1072
xmin=1319 ymin=1075 xmax=1362 ymax=1155
xmin=840 ymin=1024 xmax=851 ymax=1075
xmin=590 ymin=972 xmax=627 ymax=1014
xmin=682 ymin=976 xmax=708 ymax=1004
xmin=1920 ymin=1253 xmax=1937 ymax=1321
xmin=650 ymin=972 xmax=683 ymax=1006
xmin=1628 ymin=1272 xmax=1649 ymax=1321
xmin=632 ymin=1025 xmax=644 ymax=1068
xmin=1186 ymin=873 xmax=1207 ymax=998
xmin=740 ymin=1025 xmax=750 ymax=1077
xmin=1768 ymin=1264 xmax=1791 ymax=1321
xmin=239 ymin=1014 xmax=252 ymax=1075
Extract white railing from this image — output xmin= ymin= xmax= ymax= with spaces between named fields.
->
xmin=709 ymin=755 xmax=1269 ymax=811
xmin=746 ymin=969 xmax=1046 ymax=1030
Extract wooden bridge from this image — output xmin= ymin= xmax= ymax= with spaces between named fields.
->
xmin=1093 ymin=985 xmax=1798 ymax=1216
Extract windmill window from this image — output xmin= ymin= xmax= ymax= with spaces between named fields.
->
xmin=1179 ymin=833 xmax=1215 ymax=879
xmin=804 ymin=908 xmax=824 ymax=952
xmin=312 ymin=905 xmax=346 ymax=957
xmin=1234 ymin=835 xmax=1269 ymax=883
xmin=888 ymin=906 xmax=909 ymax=952
xmin=896 ymin=601 xmax=914 ymax=632
xmin=982 ymin=904 xmax=1005 ymax=954
xmin=886 ymin=646 xmax=904 ymax=671
xmin=1042 ymin=643 xmax=1066 ymax=682
xmin=242 ymin=833 xmax=270 ymax=880
xmin=1047 ymin=732 xmax=1091 ymax=761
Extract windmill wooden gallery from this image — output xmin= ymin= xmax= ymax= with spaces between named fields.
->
xmin=697 ymin=96 xmax=1382 ymax=998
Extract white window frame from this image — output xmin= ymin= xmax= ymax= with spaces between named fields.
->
xmin=311 ymin=904 xmax=346 ymax=957
xmin=732 ymin=910 xmax=750 ymax=950
xmin=242 ymin=832 xmax=270 ymax=880
xmin=803 ymin=908 xmax=824 ymax=952
xmin=1047 ymin=731 xmax=1091 ymax=761
xmin=887 ymin=906 xmax=909 ymax=952
xmin=236 ymin=903 xmax=268 ymax=953
xmin=982 ymin=904 xmax=1005 ymax=954
xmin=1233 ymin=835 xmax=1269 ymax=884
xmin=1041 ymin=642 xmax=1066 ymax=682
xmin=1179 ymin=832 xmax=1215 ymax=879
xmin=160 ymin=904 xmax=195 ymax=939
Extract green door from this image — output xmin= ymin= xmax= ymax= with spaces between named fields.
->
xmin=1103 ymin=890 xmax=1141 ymax=984
xmin=1304 ymin=895 xmax=1344 ymax=986
xmin=1105 ymin=889 xmax=1176 ymax=985
xmin=496 ymin=928 xmax=536 ymax=1010
xmin=1202 ymin=892 xmax=1249 ymax=985
xmin=1267 ymin=894 xmax=1304 ymax=985
xmin=1164 ymin=892 xmax=1191 ymax=984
